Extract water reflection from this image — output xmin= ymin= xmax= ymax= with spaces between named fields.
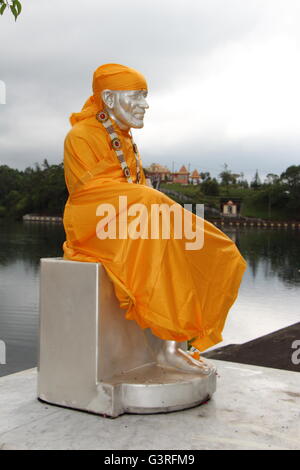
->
xmin=228 ymin=228 xmax=300 ymax=287
xmin=0 ymin=220 xmax=65 ymax=269
xmin=0 ymin=220 xmax=299 ymax=375
xmin=221 ymin=227 xmax=300 ymax=349
xmin=0 ymin=220 xmax=65 ymax=376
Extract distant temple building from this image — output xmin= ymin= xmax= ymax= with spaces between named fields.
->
xmin=220 ymin=199 xmax=241 ymax=217
xmin=144 ymin=163 xmax=171 ymax=182
xmin=144 ymin=163 xmax=202 ymax=186
xmin=190 ymin=169 xmax=200 ymax=185
xmin=172 ymin=165 xmax=190 ymax=185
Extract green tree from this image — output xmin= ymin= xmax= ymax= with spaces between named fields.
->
xmin=219 ymin=164 xmax=237 ymax=193
xmin=265 ymin=173 xmax=279 ymax=185
xmin=0 ymin=0 xmax=22 ymax=20
xmin=0 ymin=161 xmax=68 ymax=218
xmin=280 ymin=165 xmax=300 ymax=189
xmin=280 ymin=165 xmax=300 ymax=211
xmin=201 ymin=178 xmax=219 ymax=196
xmin=250 ymin=169 xmax=262 ymax=190
xmin=200 ymin=171 xmax=211 ymax=182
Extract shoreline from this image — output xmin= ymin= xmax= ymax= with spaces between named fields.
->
xmin=18 ymin=214 xmax=300 ymax=229
xmin=203 ymin=322 xmax=300 ymax=372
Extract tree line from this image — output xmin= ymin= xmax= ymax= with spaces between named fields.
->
xmin=0 ymin=160 xmax=299 ymax=220
xmin=165 ymin=164 xmax=300 ymax=220
xmin=0 ymin=159 xmax=68 ymax=218
xmin=200 ymin=164 xmax=300 ymax=198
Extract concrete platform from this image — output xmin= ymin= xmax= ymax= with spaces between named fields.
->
xmin=0 ymin=360 xmax=299 ymax=450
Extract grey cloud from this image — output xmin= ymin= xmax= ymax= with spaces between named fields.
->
xmin=0 ymin=0 xmax=299 ymax=174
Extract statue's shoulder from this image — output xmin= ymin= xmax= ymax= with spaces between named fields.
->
xmin=65 ymin=118 xmax=107 ymax=146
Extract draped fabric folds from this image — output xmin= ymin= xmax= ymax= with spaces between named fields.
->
xmin=63 ymin=64 xmax=246 ymax=351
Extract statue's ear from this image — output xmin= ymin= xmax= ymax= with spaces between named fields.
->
xmin=102 ymin=89 xmax=114 ymax=109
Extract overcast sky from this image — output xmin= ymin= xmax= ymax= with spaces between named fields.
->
xmin=0 ymin=0 xmax=300 ymax=181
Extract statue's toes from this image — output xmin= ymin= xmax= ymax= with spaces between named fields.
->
xmin=179 ymin=351 xmax=211 ymax=374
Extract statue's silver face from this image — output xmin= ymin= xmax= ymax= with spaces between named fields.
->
xmin=102 ymin=89 xmax=149 ymax=130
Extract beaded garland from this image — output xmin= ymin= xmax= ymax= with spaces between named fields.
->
xmin=96 ymin=111 xmax=141 ymax=184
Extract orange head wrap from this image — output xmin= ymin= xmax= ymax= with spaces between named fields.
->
xmin=70 ymin=63 xmax=147 ymax=126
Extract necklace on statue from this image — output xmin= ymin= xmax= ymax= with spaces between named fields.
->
xmin=96 ymin=111 xmax=141 ymax=184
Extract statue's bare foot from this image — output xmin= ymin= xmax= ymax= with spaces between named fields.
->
xmin=157 ymin=341 xmax=212 ymax=375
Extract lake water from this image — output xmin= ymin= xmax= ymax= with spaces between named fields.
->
xmin=0 ymin=220 xmax=299 ymax=376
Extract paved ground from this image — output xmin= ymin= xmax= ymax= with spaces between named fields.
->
xmin=0 ymin=359 xmax=299 ymax=450
xmin=203 ymin=322 xmax=300 ymax=372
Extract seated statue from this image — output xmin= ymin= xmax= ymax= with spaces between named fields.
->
xmin=62 ymin=64 xmax=246 ymax=374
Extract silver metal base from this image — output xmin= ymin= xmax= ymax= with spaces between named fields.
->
xmin=38 ymin=259 xmax=217 ymax=418
xmin=39 ymin=363 xmax=217 ymax=417
xmin=110 ymin=363 xmax=217 ymax=415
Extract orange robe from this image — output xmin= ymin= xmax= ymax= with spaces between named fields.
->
xmin=63 ymin=115 xmax=246 ymax=351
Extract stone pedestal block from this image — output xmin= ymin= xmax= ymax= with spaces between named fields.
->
xmin=38 ymin=258 xmax=216 ymax=417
